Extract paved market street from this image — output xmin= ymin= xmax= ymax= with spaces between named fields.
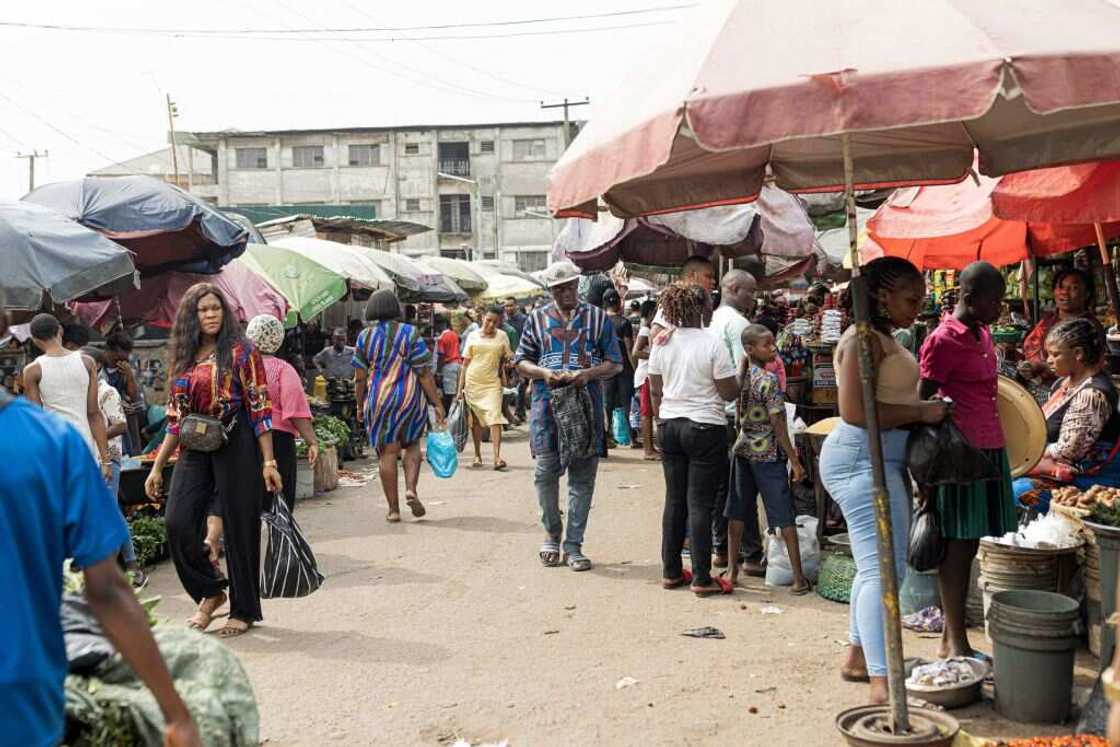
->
xmin=146 ymin=429 xmax=1084 ymax=745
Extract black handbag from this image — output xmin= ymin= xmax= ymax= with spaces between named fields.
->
xmin=178 ymin=413 xmax=235 ymax=453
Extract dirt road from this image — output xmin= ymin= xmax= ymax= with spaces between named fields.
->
xmin=147 ymin=429 xmax=1086 ymax=745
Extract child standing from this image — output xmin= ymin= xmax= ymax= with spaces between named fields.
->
xmin=725 ymin=325 xmax=810 ymax=594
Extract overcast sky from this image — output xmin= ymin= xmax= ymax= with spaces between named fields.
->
xmin=0 ymin=1 xmax=687 ymax=200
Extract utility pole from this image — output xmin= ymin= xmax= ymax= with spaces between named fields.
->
xmin=17 ymin=150 xmax=47 ymax=192
xmin=540 ymin=97 xmax=590 ymax=147
xmin=166 ymin=94 xmax=180 ymax=186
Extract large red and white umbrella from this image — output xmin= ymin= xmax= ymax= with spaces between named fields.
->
xmin=549 ymin=0 xmax=1120 ymax=219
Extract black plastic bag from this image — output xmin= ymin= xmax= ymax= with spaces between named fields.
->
xmin=906 ymin=418 xmax=995 ymax=485
xmin=61 ymin=593 xmax=114 ymax=674
xmin=446 ymin=399 xmax=469 ymax=453
xmin=908 ymin=503 xmax=945 ymax=572
xmin=261 ymin=493 xmax=324 ymax=599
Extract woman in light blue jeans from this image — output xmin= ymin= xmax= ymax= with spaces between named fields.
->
xmin=818 ymin=258 xmax=950 ymax=704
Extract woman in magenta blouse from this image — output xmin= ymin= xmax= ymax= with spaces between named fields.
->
xmin=919 ymin=261 xmax=1016 ymax=664
xmin=145 ymin=283 xmax=282 ymax=639
xmin=246 ymin=315 xmax=319 ymax=512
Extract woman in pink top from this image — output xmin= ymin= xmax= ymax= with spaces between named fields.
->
xmin=918 ymin=262 xmax=1016 ymax=664
xmin=247 ymin=315 xmax=319 ymax=511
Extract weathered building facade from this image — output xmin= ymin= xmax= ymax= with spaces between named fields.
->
xmin=178 ymin=122 xmax=567 ymax=270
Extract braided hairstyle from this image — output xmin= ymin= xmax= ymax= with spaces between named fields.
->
xmin=658 ymin=283 xmax=710 ymax=328
xmin=844 ymin=257 xmax=924 ymax=333
xmin=1046 ymin=317 xmax=1105 ymax=366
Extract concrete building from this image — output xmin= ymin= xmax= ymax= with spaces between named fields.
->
xmin=88 ymin=145 xmax=216 ymax=191
xmin=177 ymin=121 xmax=569 ymax=271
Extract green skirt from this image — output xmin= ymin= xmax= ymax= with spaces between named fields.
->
xmin=933 ymin=448 xmax=1018 ymax=540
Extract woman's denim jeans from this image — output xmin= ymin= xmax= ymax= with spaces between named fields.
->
xmin=818 ymin=422 xmax=911 ymax=677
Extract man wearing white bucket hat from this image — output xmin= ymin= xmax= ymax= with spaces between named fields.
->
xmin=515 ymin=260 xmax=622 ymax=572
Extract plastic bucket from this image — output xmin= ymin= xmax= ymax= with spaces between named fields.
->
xmin=988 ymin=589 xmax=1080 ymax=724
xmin=978 ymin=539 xmax=1076 ymax=641
xmin=1086 ymin=521 xmax=1120 ymax=664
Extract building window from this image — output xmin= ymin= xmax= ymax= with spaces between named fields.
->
xmin=440 ymin=194 xmax=472 ymax=234
xmin=235 ymin=147 xmax=268 ymax=169
xmin=480 ymin=140 xmax=495 ymax=154
xmin=480 ymin=195 xmax=495 ymax=211
xmin=514 ymin=195 xmax=548 ymax=217
xmin=514 ymin=251 xmax=550 ymax=273
xmin=404 ymin=143 xmax=420 ymax=155
xmin=437 ymin=142 xmax=470 ymax=177
xmin=404 ymin=198 xmax=422 ymax=212
xmin=348 ymin=144 xmax=380 ymax=167
xmin=292 ymin=145 xmax=325 ymax=168
xmin=512 ymin=138 xmax=547 ymax=161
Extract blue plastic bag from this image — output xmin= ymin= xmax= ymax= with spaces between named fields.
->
xmin=426 ymin=430 xmax=458 ymax=478
xmin=612 ymin=408 xmax=632 ymax=446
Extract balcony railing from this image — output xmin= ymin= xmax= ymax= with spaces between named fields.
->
xmin=439 ymin=216 xmax=473 ymax=235
xmin=438 ymin=159 xmax=471 ymax=177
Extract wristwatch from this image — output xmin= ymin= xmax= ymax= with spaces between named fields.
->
xmin=262 ymin=459 xmax=278 ymax=468
xmin=1103 ymin=666 xmax=1120 ymax=704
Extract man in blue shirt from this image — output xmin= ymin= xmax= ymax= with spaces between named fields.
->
xmin=515 ymin=261 xmax=622 ymax=572
xmin=0 ymin=305 xmax=200 ymax=746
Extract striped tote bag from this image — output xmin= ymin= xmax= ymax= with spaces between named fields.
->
xmin=261 ymin=493 xmax=325 ymax=598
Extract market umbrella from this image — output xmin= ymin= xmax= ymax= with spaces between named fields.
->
xmin=360 ymin=247 xmax=427 ymax=292
xmin=238 ymin=243 xmax=349 ymax=328
xmin=417 ymin=256 xmax=488 ymax=293
xmin=547 ymin=0 xmax=1120 ymax=735
xmin=866 ymin=173 xmax=1120 ymax=269
xmin=0 ymin=201 xmax=138 ymax=311
xmin=402 ymin=274 xmax=469 ymax=304
xmin=270 ymin=236 xmax=394 ymax=292
xmin=69 ymin=261 xmax=287 ymax=331
xmin=22 ymin=175 xmax=248 ymax=275
xmin=472 ymin=263 xmax=546 ymax=302
xmin=548 ymin=0 xmax=1120 ymax=219
xmin=475 ymin=260 xmax=546 ymax=288
xmin=993 ymin=160 xmax=1120 ymax=320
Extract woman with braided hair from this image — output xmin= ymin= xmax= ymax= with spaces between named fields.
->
xmin=1014 ymin=317 xmax=1120 ymax=511
xmin=648 ymin=283 xmax=740 ymax=596
xmin=818 ymin=257 xmax=952 ymax=704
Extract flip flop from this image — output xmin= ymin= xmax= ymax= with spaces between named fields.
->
xmin=790 ymin=582 xmax=813 ymax=596
xmin=386 ymin=511 xmax=401 ymax=523
xmin=840 ymin=669 xmax=871 ymax=683
xmin=471 ymin=458 xmax=484 ymax=469
xmin=493 ymin=460 xmax=509 ymax=472
xmin=662 ymin=569 xmax=694 ymax=589
xmin=216 ymin=620 xmax=253 ymax=639
xmin=405 ymin=492 xmax=426 ymax=518
xmin=691 ymin=576 xmax=734 ymax=597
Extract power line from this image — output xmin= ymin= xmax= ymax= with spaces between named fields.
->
xmin=0 ymin=5 xmax=693 ymax=35
xmin=0 ymin=91 xmax=121 ymax=164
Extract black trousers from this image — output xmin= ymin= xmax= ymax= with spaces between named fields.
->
xmin=273 ymin=429 xmax=298 ymax=513
xmin=166 ymin=412 xmax=263 ymax=622
xmin=660 ymin=418 xmax=728 ymax=585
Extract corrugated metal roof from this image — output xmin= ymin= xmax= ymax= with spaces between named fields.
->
xmin=183 ymin=120 xmax=571 ymax=140
xmin=255 ymin=213 xmax=431 ymax=243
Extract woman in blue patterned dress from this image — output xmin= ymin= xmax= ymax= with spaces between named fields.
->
xmin=354 ymin=290 xmax=446 ymax=522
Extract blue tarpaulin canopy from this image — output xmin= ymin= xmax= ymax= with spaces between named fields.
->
xmin=23 ymin=175 xmax=248 ymax=276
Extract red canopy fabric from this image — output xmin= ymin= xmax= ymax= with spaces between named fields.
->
xmin=548 ymin=0 xmax=1120 ymax=219
xmin=992 ymin=160 xmax=1120 ymax=224
xmin=70 ymin=261 xmax=288 ymax=332
xmin=866 ymin=174 xmax=1120 ymax=270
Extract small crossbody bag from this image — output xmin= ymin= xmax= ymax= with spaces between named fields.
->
xmin=178 ymin=413 xmax=237 ymax=453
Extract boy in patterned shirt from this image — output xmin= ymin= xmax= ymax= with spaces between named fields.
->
xmin=724 ymin=324 xmax=810 ymax=593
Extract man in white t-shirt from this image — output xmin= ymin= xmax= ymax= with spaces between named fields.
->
xmin=648 ymin=284 xmax=740 ymax=595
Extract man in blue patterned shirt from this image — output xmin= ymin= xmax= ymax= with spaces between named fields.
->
xmin=515 ymin=261 xmax=622 ymax=572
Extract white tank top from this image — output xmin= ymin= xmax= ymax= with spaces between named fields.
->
xmin=37 ymin=352 xmax=97 ymax=456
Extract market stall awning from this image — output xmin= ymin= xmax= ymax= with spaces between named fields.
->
xmin=0 ymin=201 xmax=138 ymax=311
xmin=471 ymin=263 xmax=546 ymax=302
xmin=22 ymin=175 xmax=248 ymax=275
xmin=547 ymin=0 xmax=1120 ymax=219
xmin=270 ymin=236 xmax=394 ymax=291
xmin=237 ymin=243 xmax=349 ymax=328
xmin=992 ymin=160 xmax=1120 ymax=225
xmin=417 ymin=256 xmax=488 ymax=293
xmin=69 ymin=261 xmax=287 ymax=331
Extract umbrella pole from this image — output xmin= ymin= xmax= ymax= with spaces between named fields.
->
xmin=1094 ymin=223 xmax=1120 ymax=325
xmin=841 ymin=134 xmax=910 ymax=733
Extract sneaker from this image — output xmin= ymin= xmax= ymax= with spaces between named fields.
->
xmin=128 ymin=567 xmax=148 ymax=590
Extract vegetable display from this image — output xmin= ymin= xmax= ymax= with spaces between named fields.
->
xmin=128 ymin=515 xmax=168 ymax=567
xmin=312 ymin=415 xmax=350 ymax=448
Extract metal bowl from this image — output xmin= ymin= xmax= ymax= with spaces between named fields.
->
xmin=904 ymin=658 xmax=986 ymax=710
xmin=836 ymin=704 xmax=960 ymax=747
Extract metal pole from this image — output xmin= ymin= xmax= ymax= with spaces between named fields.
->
xmin=842 ymin=134 xmax=910 ymax=733
xmin=166 ymin=94 xmax=180 ymax=186
xmin=1094 ymin=223 xmax=1120 ymax=324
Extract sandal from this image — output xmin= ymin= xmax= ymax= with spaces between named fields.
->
xmin=471 ymin=458 xmax=484 ymax=469
xmin=662 ymin=569 xmax=694 ymax=589
xmin=217 ymin=619 xmax=253 ymax=639
xmin=405 ymin=492 xmax=426 ymax=518
xmin=186 ymin=592 xmax=226 ymax=631
xmin=691 ymin=577 xmax=734 ymax=597
xmin=791 ymin=581 xmax=813 ymax=596
xmin=840 ymin=668 xmax=871 ymax=683
xmin=493 ymin=460 xmax=509 ymax=472
xmin=386 ymin=511 xmax=401 ymax=523
xmin=539 ymin=540 xmax=562 ymax=567
xmin=563 ymin=551 xmax=592 ymax=572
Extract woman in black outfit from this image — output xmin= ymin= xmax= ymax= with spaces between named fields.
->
xmin=145 ymin=283 xmax=282 ymax=638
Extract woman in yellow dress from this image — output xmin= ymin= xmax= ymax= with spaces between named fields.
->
xmin=458 ymin=306 xmax=512 ymax=470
